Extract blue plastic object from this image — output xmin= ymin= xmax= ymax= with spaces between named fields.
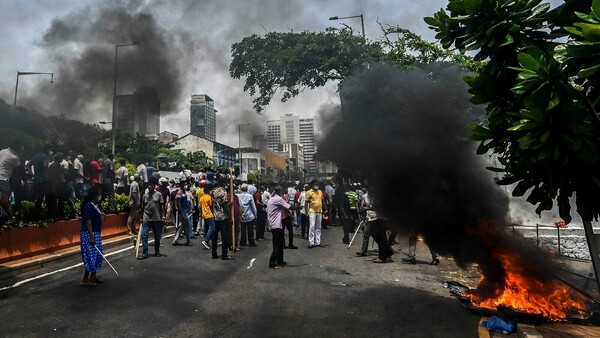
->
xmin=481 ymin=316 xmax=517 ymax=334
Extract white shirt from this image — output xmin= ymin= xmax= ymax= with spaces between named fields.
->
xmin=137 ymin=164 xmax=148 ymax=183
xmin=0 ymin=148 xmax=20 ymax=181
xmin=298 ymin=191 xmax=307 ymax=215
xmin=247 ymin=184 xmax=257 ymax=196
xmin=73 ymin=158 xmax=84 ymax=184
xmin=261 ymin=190 xmax=271 ymax=204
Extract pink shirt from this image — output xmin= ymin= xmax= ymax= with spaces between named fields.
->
xmin=266 ymin=194 xmax=290 ymax=230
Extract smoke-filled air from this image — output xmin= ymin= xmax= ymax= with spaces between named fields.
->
xmin=318 ymin=63 xmax=568 ymax=298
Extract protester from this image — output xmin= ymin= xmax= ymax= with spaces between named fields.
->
xmin=334 ymin=185 xmax=352 ymax=244
xmin=89 ymin=156 xmax=102 ymax=194
xmin=46 ymin=152 xmax=66 ymax=220
xmin=0 ymin=140 xmax=23 ymax=225
xmin=237 ymin=184 xmax=257 ymax=247
xmin=79 ymin=185 xmax=103 ymax=286
xmin=267 ymin=186 xmax=300 ymax=269
xmin=138 ymin=181 xmax=166 ymax=259
xmin=297 ymin=185 xmax=309 ymax=239
xmin=402 ymin=230 xmax=439 ymax=265
xmin=28 ymin=147 xmax=51 ymax=221
xmin=172 ymin=181 xmax=193 ymax=247
xmin=305 ymin=180 xmax=324 ymax=248
xmin=254 ymin=185 xmax=267 ymax=241
xmin=359 ymin=188 xmax=394 ymax=263
xmin=115 ymin=159 xmax=129 ymax=195
xmin=101 ymin=154 xmax=115 ymax=213
xmin=228 ymin=184 xmax=241 ymax=251
xmin=211 ymin=180 xmax=232 ymax=260
xmin=127 ymin=174 xmax=141 ymax=235
xmin=73 ymin=154 xmax=86 ymax=200
xmin=200 ymin=183 xmax=215 ymax=250
xmin=195 ymin=180 xmax=206 ymax=236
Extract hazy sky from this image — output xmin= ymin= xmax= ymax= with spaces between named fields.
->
xmin=0 ymin=0 xmax=537 ymax=146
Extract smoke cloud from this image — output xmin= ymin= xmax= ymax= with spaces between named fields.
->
xmin=318 ymin=63 xmax=562 ymax=296
xmin=20 ymin=4 xmax=190 ymax=121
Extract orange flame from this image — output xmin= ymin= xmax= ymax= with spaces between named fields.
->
xmin=467 ymin=252 xmax=590 ymax=321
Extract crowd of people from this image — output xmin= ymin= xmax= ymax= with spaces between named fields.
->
xmin=0 ymin=142 xmax=439 ymax=286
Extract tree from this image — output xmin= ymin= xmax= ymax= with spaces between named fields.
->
xmin=426 ymin=0 xmax=600 ymax=288
xmin=229 ymin=26 xmax=479 ymax=113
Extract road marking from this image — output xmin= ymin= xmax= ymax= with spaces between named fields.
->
xmin=247 ymin=258 xmax=256 ymax=269
xmin=0 ymin=234 xmax=175 ymax=291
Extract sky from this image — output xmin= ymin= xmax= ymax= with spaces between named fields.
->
xmin=0 ymin=0 xmax=452 ymax=146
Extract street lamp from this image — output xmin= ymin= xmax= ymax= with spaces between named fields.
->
xmin=111 ymin=42 xmax=139 ymax=155
xmin=329 ymin=14 xmax=365 ymax=40
xmin=238 ymin=123 xmax=251 ymax=177
xmin=14 ymin=71 xmax=54 ymax=106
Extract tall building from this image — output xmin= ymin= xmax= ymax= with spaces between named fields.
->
xmin=190 ymin=94 xmax=216 ymax=142
xmin=252 ymin=134 xmax=268 ymax=151
xmin=115 ymin=86 xmax=160 ymax=136
xmin=266 ymin=114 xmax=315 ymax=171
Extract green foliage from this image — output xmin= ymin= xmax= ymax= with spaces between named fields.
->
xmin=99 ymin=193 xmax=129 ymax=213
xmin=229 ymin=26 xmax=480 ymax=113
xmin=428 ymin=0 xmax=600 ymax=223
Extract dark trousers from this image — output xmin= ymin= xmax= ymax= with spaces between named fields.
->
xmin=212 ymin=219 xmax=230 ymax=257
xmin=269 ymin=228 xmax=285 ymax=267
xmin=360 ymin=220 xmax=374 ymax=254
xmin=141 ymin=221 xmax=163 ymax=255
xmin=256 ymin=209 xmax=267 ymax=239
xmin=283 ymin=216 xmax=294 ymax=246
xmin=300 ymin=213 xmax=308 ymax=238
xmin=341 ymin=216 xmax=353 ymax=242
xmin=240 ymin=220 xmax=256 ymax=246
xmin=33 ymin=182 xmax=48 ymax=220
xmin=371 ymin=219 xmax=394 ymax=260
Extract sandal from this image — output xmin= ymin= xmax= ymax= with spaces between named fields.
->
xmin=372 ymin=258 xmax=387 ymax=263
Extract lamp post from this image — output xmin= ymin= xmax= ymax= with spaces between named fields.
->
xmin=238 ymin=123 xmax=251 ymax=178
xmin=111 ymin=42 xmax=139 ymax=155
xmin=14 ymin=71 xmax=54 ymax=106
xmin=329 ymin=14 xmax=365 ymax=40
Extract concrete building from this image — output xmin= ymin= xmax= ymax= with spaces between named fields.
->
xmin=190 ymin=94 xmax=216 ymax=142
xmin=157 ymin=131 xmax=178 ymax=145
xmin=266 ymin=114 xmax=315 ymax=172
xmin=171 ymin=134 xmax=235 ymax=168
xmin=239 ymin=147 xmax=266 ymax=180
xmin=115 ymin=86 xmax=160 ymax=136
xmin=277 ymin=143 xmax=304 ymax=170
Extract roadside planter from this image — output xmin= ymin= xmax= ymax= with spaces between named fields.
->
xmin=0 ymin=213 xmax=129 ymax=264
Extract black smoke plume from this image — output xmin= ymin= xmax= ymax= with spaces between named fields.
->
xmin=318 ymin=63 xmax=560 ymax=298
xmin=21 ymin=5 xmax=188 ymax=121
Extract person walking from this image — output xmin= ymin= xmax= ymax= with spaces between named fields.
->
xmin=0 ymin=140 xmax=22 ymax=225
xmin=126 ymin=174 xmax=141 ymax=235
xmin=73 ymin=154 xmax=86 ymax=200
xmin=101 ymin=154 xmax=116 ymax=213
xmin=115 ymin=159 xmax=129 ymax=195
xmin=401 ymin=230 xmax=439 ymax=265
xmin=254 ymin=185 xmax=267 ymax=240
xmin=237 ymin=184 xmax=257 ymax=247
xmin=200 ymin=183 xmax=215 ymax=250
xmin=172 ymin=181 xmax=193 ymax=246
xmin=138 ymin=181 xmax=166 ymax=259
xmin=358 ymin=189 xmax=394 ymax=263
xmin=305 ymin=180 xmax=324 ymax=248
xmin=211 ymin=180 xmax=232 ymax=260
xmin=79 ymin=186 xmax=104 ymax=286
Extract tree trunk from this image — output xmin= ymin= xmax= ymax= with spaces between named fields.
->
xmin=581 ymin=217 xmax=600 ymax=293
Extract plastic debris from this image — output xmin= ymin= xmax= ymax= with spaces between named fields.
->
xmin=480 ymin=316 xmax=516 ymax=334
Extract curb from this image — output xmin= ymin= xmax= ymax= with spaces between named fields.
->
xmin=0 ymin=235 xmax=135 ymax=281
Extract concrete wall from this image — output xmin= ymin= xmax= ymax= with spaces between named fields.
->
xmin=172 ymin=134 xmax=213 ymax=157
xmin=512 ymin=225 xmax=599 ymax=261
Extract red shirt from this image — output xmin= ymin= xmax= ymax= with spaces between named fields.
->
xmin=89 ymin=160 xmax=102 ymax=184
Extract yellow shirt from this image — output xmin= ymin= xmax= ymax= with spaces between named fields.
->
xmin=305 ymin=189 xmax=323 ymax=213
xmin=196 ymin=187 xmax=204 ymax=202
xmin=200 ymin=193 xmax=214 ymax=219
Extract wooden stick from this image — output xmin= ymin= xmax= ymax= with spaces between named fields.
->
xmin=230 ymin=166 xmax=236 ymax=253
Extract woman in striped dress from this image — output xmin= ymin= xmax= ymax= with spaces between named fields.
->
xmin=80 ymin=185 xmax=103 ymax=286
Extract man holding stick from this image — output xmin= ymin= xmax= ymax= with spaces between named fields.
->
xmin=138 ymin=181 xmax=166 ymax=259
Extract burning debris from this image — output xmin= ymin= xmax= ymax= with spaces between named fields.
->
xmin=317 ymin=63 xmax=593 ymax=322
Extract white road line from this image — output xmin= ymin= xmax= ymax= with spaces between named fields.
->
xmin=247 ymin=258 xmax=256 ymax=269
xmin=0 ymin=234 xmax=175 ymax=291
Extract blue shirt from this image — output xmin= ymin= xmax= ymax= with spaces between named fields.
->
xmin=176 ymin=189 xmax=190 ymax=214
xmin=81 ymin=202 xmax=102 ymax=233
xmin=237 ymin=191 xmax=257 ymax=222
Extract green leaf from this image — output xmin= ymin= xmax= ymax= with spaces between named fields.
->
xmin=563 ymin=26 xmax=584 ymax=38
xmin=518 ymin=53 xmax=540 ymax=71
xmin=578 ymin=63 xmax=600 ymax=78
xmin=485 ymin=166 xmax=507 ymax=173
xmin=513 ymin=180 xmax=532 ymax=197
xmin=424 ymin=16 xmax=440 ymax=26
xmin=574 ymin=22 xmax=600 ymax=42
xmin=593 ymin=0 xmax=600 ymax=17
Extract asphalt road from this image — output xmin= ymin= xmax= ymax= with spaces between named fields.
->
xmin=0 ymin=224 xmax=481 ymax=337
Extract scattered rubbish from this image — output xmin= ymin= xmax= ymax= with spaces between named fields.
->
xmin=247 ymin=258 xmax=256 ymax=269
xmin=331 ymin=282 xmax=347 ymax=287
xmin=480 ymin=316 xmax=516 ymax=334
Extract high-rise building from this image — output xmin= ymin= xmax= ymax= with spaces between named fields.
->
xmin=252 ymin=134 xmax=268 ymax=151
xmin=190 ymin=94 xmax=216 ymax=142
xmin=266 ymin=114 xmax=315 ymax=171
xmin=115 ymin=86 xmax=160 ymax=136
